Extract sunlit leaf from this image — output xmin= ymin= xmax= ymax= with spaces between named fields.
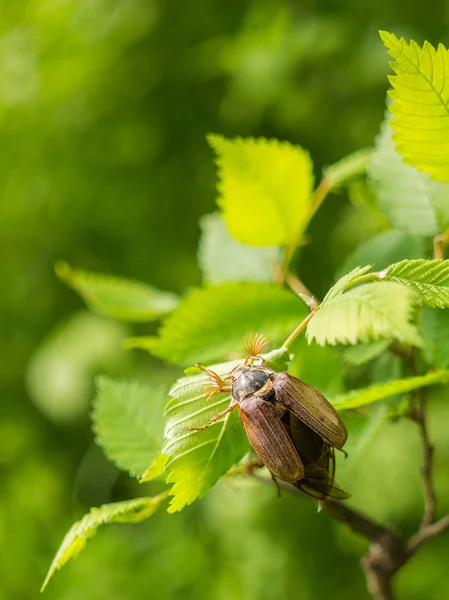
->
xmin=56 ymin=262 xmax=179 ymax=322
xmin=307 ymin=282 xmax=422 ymax=347
xmin=92 ymin=377 xmax=166 ymax=477
xmin=41 ymin=493 xmax=169 ymax=591
xmin=368 ymin=114 xmax=440 ymax=236
xmin=149 ymin=283 xmax=306 ymax=365
xmin=380 ymin=31 xmax=449 ymax=182
xmin=208 ymin=134 xmax=314 ymax=246
xmin=163 ymin=348 xmax=290 ymax=512
xmin=331 ymin=370 xmax=449 ymax=410
xmin=198 ymin=213 xmax=281 ymax=284
xmin=383 ymin=259 xmax=449 ymax=308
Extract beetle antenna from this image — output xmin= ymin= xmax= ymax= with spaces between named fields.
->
xmin=242 ymin=333 xmax=269 ymax=358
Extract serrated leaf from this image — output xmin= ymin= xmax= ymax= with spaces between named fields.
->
xmin=163 ymin=348 xmax=289 ymax=512
xmin=339 ymin=230 xmax=425 ymax=278
xmin=56 ymin=262 xmax=179 ymax=322
xmin=41 ymin=493 xmax=169 ymax=591
xmin=322 ymin=265 xmax=373 ymax=305
xmin=332 ymin=370 xmax=449 ymax=410
xmin=380 ymin=31 xmax=449 ymax=182
xmin=92 ymin=377 xmax=166 ymax=477
xmin=208 ymin=135 xmax=314 ymax=246
xmin=198 ymin=213 xmax=281 ymax=284
xmin=384 ymin=259 xmax=449 ymax=308
xmin=368 ymin=114 xmax=440 ymax=236
xmin=150 ymin=283 xmax=307 ymax=365
xmin=420 ymin=306 xmax=449 ymax=368
xmin=307 ymin=282 xmax=422 ymax=347
xmin=342 ymin=341 xmax=390 ymax=366
xmin=324 ymin=148 xmax=372 ymax=187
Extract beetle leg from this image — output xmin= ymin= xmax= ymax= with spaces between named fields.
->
xmin=195 ymin=364 xmax=233 ymax=400
xmin=187 ymin=401 xmax=239 ymax=431
xmin=337 ymin=448 xmax=348 ymax=458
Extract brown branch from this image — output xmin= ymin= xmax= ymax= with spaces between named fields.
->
xmin=407 ymin=514 xmax=449 ymax=556
xmin=244 ymin=469 xmax=449 ymax=600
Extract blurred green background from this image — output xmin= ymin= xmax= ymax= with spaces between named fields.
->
xmin=3 ymin=1 xmax=449 ymax=599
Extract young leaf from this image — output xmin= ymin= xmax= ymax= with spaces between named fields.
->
xmin=331 ymin=370 xmax=449 ymax=410
xmin=163 ymin=348 xmax=289 ymax=513
xmin=208 ymin=135 xmax=314 ymax=246
xmin=56 ymin=262 xmax=179 ymax=322
xmin=307 ymin=282 xmax=422 ymax=347
xmin=368 ymin=114 xmax=439 ymax=237
xmin=150 ymin=283 xmax=307 ymax=365
xmin=380 ymin=31 xmax=449 ymax=183
xmin=140 ymin=452 xmax=169 ymax=483
xmin=41 ymin=493 xmax=169 ymax=591
xmin=383 ymin=259 xmax=449 ymax=308
xmin=92 ymin=377 xmax=166 ymax=477
xmin=198 ymin=213 xmax=281 ymax=284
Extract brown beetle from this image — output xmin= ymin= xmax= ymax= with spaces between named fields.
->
xmin=192 ymin=334 xmax=349 ymax=500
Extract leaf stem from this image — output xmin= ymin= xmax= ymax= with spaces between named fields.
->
xmin=283 ymin=306 xmax=318 ymax=348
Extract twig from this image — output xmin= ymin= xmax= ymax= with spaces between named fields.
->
xmin=407 ymin=514 xmax=449 ymax=555
xmin=241 ymin=469 xmax=449 ymax=600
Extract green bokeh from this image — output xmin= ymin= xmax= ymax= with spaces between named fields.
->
xmin=2 ymin=1 xmax=449 ymax=598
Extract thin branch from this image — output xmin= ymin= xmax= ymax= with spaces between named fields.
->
xmin=407 ymin=514 xmax=449 ymax=556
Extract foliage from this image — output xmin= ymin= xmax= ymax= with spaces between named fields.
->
xmin=41 ymin=494 xmax=169 ymax=592
xmin=383 ymin=258 xmax=449 ymax=307
xmin=10 ymin=16 xmax=448 ymax=599
xmin=208 ymin=135 xmax=314 ymax=246
xmin=381 ymin=31 xmax=449 ymax=182
xmin=144 ymin=283 xmax=306 ymax=365
xmin=56 ymin=263 xmax=179 ymax=322
xmin=307 ymin=281 xmax=422 ymax=346
xmin=92 ymin=377 xmax=166 ymax=477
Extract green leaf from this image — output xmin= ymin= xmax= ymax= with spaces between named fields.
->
xmin=163 ymin=348 xmax=289 ymax=513
xmin=324 ymin=148 xmax=372 ymax=187
xmin=368 ymin=114 xmax=440 ymax=236
xmin=383 ymin=259 xmax=449 ymax=308
xmin=342 ymin=341 xmax=391 ymax=366
xmin=380 ymin=31 xmax=449 ymax=182
xmin=198 ymin=213 xmax=281 ymax=284
xmin=420 ymin=306 xmax=449 ymax=369
xmin=332 ymin=370 xmax=449 ymax=410
xmin=339 ymin=405 xmax=388 ymax=467
xmin=41 ymin=493 xmax=169 ymax=591
xmin=322 ymin=265 xmax=373 ymax=305
xmin=92 ymin=377 xmax=166 ymax=477
xmin=208 ymin=134 xmax=314 ymax=246
xmin=150 ymin=283 xmax=307 ymax=365
xmin=56 ymin=262 xmax=179 ymax=322
xmin=339 ymin=230 xmax=425 ymax=278
xmin=307 ymin=282 xmax=422 ymax=347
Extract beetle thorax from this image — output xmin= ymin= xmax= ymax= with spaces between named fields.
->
xmin=231 ymin=364 xmax=275 ymax=403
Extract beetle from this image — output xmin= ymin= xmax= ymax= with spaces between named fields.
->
xmin=191 ymin=334 xmax=349 ymax=500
